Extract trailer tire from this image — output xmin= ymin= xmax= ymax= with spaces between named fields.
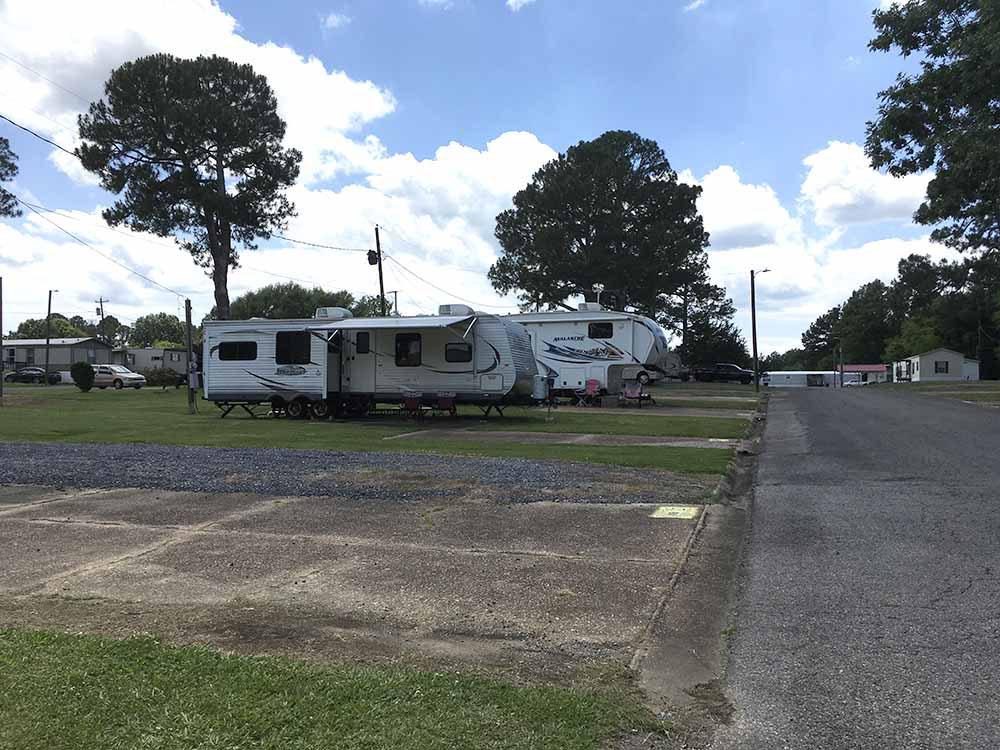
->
xmin=636 ymin=371 xmax=650 ymax=385
xmin=310 ymin=399 xmax=330 ymax=419
xmin=286 ymin=398 xmax=308 ymax=419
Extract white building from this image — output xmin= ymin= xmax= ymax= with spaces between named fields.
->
xmin=892 ymin=348 xmax=980 ymax=382
xmin=761 ymin=371 xmax=838 ymax=388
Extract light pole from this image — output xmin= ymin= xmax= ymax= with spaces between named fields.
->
xmin=44 ymin=289 xmax=58 ymax=385
xmin=750 ymin=269 xmax=770 ymax=393
xmin=592 ymin=283 xmax=605 ymax=307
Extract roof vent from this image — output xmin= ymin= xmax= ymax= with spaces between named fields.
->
xmin=314 ymin=307 xmax=353 ymax=320
xmin=438 ymin=304 xmax=475 ymax=316
xmin=578 ymin=302 xmax=603 ymax=312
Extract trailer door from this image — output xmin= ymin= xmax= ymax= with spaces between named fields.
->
xmin=345 ymin=330 xmax=376 ymax=393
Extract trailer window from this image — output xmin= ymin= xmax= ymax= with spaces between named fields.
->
xmin=276 ymin=331 xmax=311 ymax=364
xmin=356 ymin=332 xmax=370 ymax=354
xmin=395 ymin=333 xmax=421 ymax=366
xmin=934 ymin=360 xmax=949 ymax=374
xmin=588 ymin=322 xmax=613 ymax=339
xmin=218 ymin=341 xmax=257 ymax=361
xmin=445 ymin=342 xmax=472 ymax=362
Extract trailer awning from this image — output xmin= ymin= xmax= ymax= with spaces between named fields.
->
xmin=307 ymin=315 xmax=475 ymax=332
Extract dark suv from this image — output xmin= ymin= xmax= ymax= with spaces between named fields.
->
xmin=3 ymin=367 xmax=61 ymax=384
xmin=690 ymin=363 xmax=754 ymax=384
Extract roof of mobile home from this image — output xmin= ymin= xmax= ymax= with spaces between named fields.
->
xmin=899 ymin=347 xmax=978 ymax=361
xmin=2 ymin=337 xmax=108 ymax=347
xmin=842 ymin=364 xmax=888 ymax=373
xmin=204 ymin=315 xmax=478 ymax=331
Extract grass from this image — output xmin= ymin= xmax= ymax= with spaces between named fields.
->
xmin=0 ymin=387 xmax=732 ymax=473
xmin=0 ymin=629 xmax=660 ymax=750
xmin=462 ymin=408 xmax=749 ymax=438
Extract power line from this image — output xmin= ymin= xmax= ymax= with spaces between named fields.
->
xmin=384 ymin=255 xmax=519 ymax=311
xmin=0 ymin=49 xmax=91 ymax=104
xmin=16 ymin=197 xmax=186 ymax=297
xmin=271 ymin=233 xmax=369 ymax=253
xmin=0 ymin=113 xmax=76 ymax=158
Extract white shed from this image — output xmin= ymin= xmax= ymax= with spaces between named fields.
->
xmin=892 ymin=348 xmax=979 ymax=382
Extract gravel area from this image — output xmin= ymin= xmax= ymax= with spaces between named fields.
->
xmin=0 ymin=441 xmax=712 ymax=504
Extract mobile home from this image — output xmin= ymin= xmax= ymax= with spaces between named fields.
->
xmin=509 ymin=304 xmax=676 ymax=394
xmin=892 ymin=348 xmax=980 ymax=382
xmin=762 ymin=371 xmax=838 ymax=388
xmin=202 ymin=304 xmax=537 ymax=417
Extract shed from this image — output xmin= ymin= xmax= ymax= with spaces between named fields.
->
xmin=842 ymin=364 xmax=889 ymax=384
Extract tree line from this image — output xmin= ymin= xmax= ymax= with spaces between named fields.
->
xmin=762 ymin=254 xmax=1000 ymax=378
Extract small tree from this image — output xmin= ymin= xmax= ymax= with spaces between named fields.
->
xmin=70 ymin=362 xmax=95 ymax=392
xmin=78 ymin=54 xmax=302 ymax=319
xmin=130 ymin=313 xmax=186 ymax=348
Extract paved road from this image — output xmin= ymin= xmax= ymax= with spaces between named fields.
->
xmin=713 ymin=389 xmax=1000 ymax=749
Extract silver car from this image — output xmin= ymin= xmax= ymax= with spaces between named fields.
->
xmin=94 ymin=364 xmax=146 ymax=390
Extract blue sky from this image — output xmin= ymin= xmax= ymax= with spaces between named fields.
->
xmin=0 ymin=0 xmax=949 ymax=353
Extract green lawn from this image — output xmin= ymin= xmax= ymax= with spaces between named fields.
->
xmin=0 ymin=629 xmax=660 ymax=750
xmin=0 ymin=387 xmax=732 ymax=473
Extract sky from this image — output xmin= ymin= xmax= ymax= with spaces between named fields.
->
xmin=0 ymin=0 xmax=955 ymax=354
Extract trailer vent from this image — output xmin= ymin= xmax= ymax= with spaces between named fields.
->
xmin=578 ymin=302 xmax=604 ymax=312
xmin=314 ymin=307 xmax=354 ymax=320
xmin=438 ymin=304 xmax=475 ymax=316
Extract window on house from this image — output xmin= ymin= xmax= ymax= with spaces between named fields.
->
xmin=152 ymin=355 xmax=162 ymax=361
xmin=275 ymin=331 xmax=311 ymax=364
xmin=169 ymin=352 xmax=180 ymax=362
xmin=934 ymin=360 xmax=949 ymax=374
xmin=218 ymin=341 xmax=258 ymax=361
xmin=395 ymin=333 xmax=421 ymax=367
xmin=356 ymin=332 xmax=370 ymax=354
xmin=588 ymin=322 xmax=614 ymax=339
xmin=445 ymin=342 xmax=473 ymax=362
xmin=26 ymin=350 xmax=34 ymax=364
xmin=87 ymin=349 xmax=97 ymax=363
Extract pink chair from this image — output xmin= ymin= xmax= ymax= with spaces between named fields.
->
xmin=574 ymin=378 xmax=602 ymax=407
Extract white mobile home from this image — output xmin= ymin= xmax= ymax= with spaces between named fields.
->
xmin=509 ymin=304 xmax=675 ymax=393
xmin=892 ymin=348 xmax=979 ymax=382
xmin=762 ymin=371 xmax=838 ymax=388
xmin=202 ymin=305 xmax=537 ymax=416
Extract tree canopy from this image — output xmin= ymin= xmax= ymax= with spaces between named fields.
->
xmin=214 ymin=282 xmax=384 ymax=320
xmin=866 ymin=0 xmax=1000 ymax=256
xmin=129 ymin=313 xmax=186 ymax=348
xmin=489 ymin=130 xmax=709 ymax=321
xmin=9 ymin=314 xmax=86 ymax=339
xmin=77 ymin=54 xmax=302 ymax=319
xmin=0 ymin=136 xmax=20 ymax=218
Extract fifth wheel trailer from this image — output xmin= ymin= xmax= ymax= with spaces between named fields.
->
xmin=509 ymin=304 xmax=677 ymax=394
xmin=202 ymin=305 xmax=537 ymax=417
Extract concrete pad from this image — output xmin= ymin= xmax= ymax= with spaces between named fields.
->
xmin=0 ymin=518 xmax=170 ymax=593
xmin=13 ymin=488 xmax=273 ymax=528
xmin=218 ymin=498 xmax=696 ymax=561
xmin=385 ymin=428 xmax=736 ymax=450
xmin=53 ymin=529 xmax=677 ymax=645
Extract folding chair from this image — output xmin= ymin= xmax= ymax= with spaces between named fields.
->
xmin=574 ymin=378 xmax=602 ymax=407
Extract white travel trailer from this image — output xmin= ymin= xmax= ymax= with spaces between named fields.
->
xmin=203 ymin=305 xmax=537 ymax=417
xmin=509 ymin=304 xmax=677 ymax=394
xmin=762 ymin=371 xmax=838 ymax=388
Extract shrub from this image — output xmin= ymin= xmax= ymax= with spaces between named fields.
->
xmin=140 ymin=367 xmax=181 ymax=388
xmin=70 ymin=362 xmax=95 ymax=391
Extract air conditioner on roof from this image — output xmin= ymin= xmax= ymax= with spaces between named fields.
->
xmin=438 ymin=304 xmax=475 ymax=316
xmin=314 ymin=307 xmax=353 ymax=320
xmin=578 ymin=302 xmax=603 ymax=312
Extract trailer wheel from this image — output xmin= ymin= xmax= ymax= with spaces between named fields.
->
xmin=286 ymin=398 xmax=308 ymax=419
xmin=310 ymin=399 xmax=331 ymax=419
xmin=636 ymin=371 xmax=650 ymax=385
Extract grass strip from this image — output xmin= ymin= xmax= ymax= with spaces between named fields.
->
xmin=0 ymin=629 xmax=660 ymax=750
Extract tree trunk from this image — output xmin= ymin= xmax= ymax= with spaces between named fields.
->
xmin=212 ymin=148 xmax=233 ymax=320
xmin=213 ymin=257 xmax=231 ymax=320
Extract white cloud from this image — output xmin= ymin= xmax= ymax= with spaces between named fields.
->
xmin=799 ymin=141 xmax=931 ymax=227
xmin=418 ymin=0 xmax=455 ymax=8
xmin=683 ymin=0 xmax=708 ymax=11
xmin=506 ymin=0 xmax=536 ymax=10
xmin=321 ymin=11 xmax=351 ymax=30
xmin=682 ymin=165 xmax=801 ymax=250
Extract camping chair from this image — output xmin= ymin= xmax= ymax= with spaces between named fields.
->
xmin=435 ymin=393 xmax=457 ymax=417
xmin=574 ymin=378 xmax=602 ymax=407
xmin=401 ymin=394 xmax=424 ymax=420
xmin=619 ymin=380 xmax=655 ymax=408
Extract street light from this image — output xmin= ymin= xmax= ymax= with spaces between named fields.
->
xmin=44 ymin=289 xmax=58 ymax=385
xmin=750 ymin=269 xmax=770 ymax=393
xmin=592 ymin=283 xmax=605 ymax=307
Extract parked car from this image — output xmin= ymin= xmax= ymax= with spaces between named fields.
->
xmin=93 ymin=364 xmax=147 ymax=390
xmin=3 ymin=367 xmax=60 ymax=385
xmin=690 ymin=363 xmax=754 ymax=384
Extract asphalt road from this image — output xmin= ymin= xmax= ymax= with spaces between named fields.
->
xmin=712 ymin=388 xmax=1000 ymax=749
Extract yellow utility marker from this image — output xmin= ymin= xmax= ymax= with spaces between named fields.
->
xmin=650 ymin=505 xmax=701 ymax=520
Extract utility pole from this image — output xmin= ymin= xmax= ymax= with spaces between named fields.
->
xmin=372 ymin=225 xmax=387 ymax=317
xmin=750 ymin=269 xmax=770 ymax=393
xmin=44 ymin=289 xmax=57 ymax=384
xmin=1 ymin=276 xmax=4 ymax=403
xmin=95 ymin=297 xmax=108 ymax=343
xmin=185 ymin=298 xmax=195 ymax=415
xmin=385 ymin=290 xmax=399 ymax=316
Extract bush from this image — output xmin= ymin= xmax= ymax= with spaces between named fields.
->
xmin=140 ymin=367 xmax=181 ymax=388
xmin=70 ymin=362 xmax=95 ymax=391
